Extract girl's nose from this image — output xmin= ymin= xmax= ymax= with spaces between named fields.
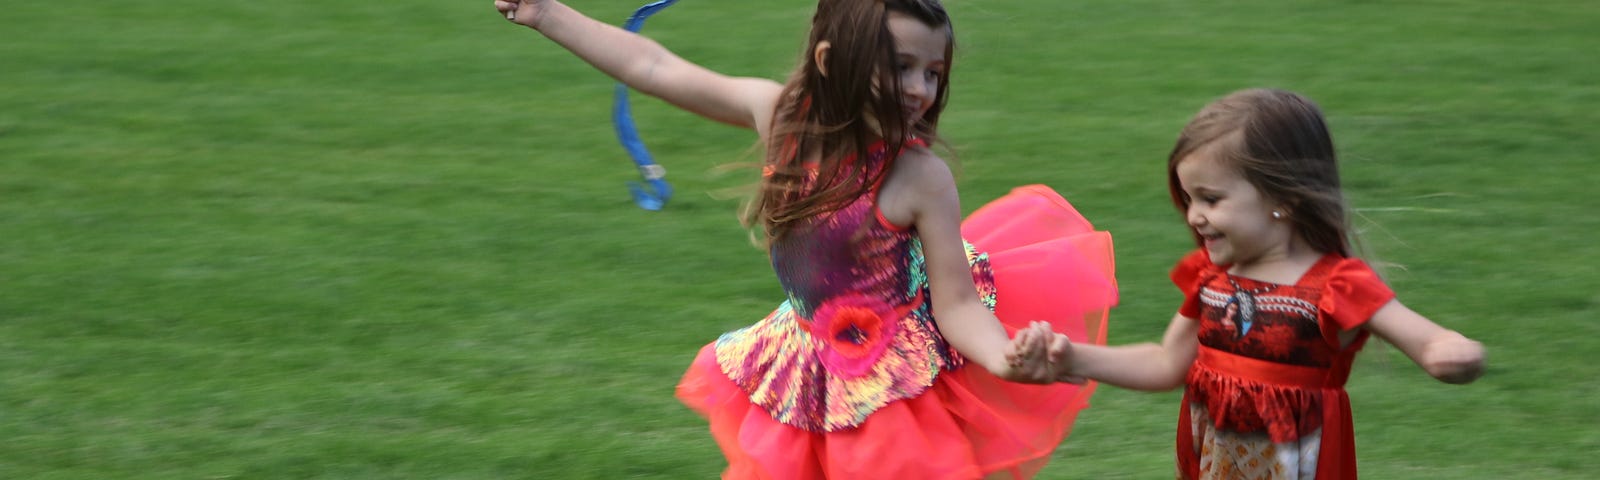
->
xmin=903 ymin=73 xmax=929 ymax=99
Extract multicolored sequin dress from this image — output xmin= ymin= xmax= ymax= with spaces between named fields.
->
xmin=1170 ymin=249 xmax=1395 ymax=479
xmin=676 ymin=141 xmax=1119 ymax=479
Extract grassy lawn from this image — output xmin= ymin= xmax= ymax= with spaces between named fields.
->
xmin=2 ymin=0 xmax=1595 ymax=478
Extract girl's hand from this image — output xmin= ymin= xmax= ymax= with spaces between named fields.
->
xmin=1002 ymin=322 xmax=1075 ymax=384
xmin=1001 ymin=322 xmax=1049 ymax=383
xmin=496 ymin=0 xmax=551 ymax=28
xmin=1046 ymin=331 xmax=1087 ymax=385
xmin=1422 ymin=334 xmax=1486 ymax=384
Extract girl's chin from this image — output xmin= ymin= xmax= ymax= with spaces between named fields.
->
xmin=1203 ymin=245 xmax=1231 ymax=264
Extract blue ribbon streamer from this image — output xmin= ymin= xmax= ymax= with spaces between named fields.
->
xmin=614 ymin=0 xmax=681 ymax=210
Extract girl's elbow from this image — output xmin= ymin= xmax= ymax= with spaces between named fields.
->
xmin=1117 ymin=377 xmax=1184 ymax=392
xmin=1427 ymin=358 xmax=1485 ymax=385
xmin=1146 ymin=372 xmax=1188 ymax=391
xmin=1118 ymin=367 xmax=1188 ymax=392
xmin=1421 ymin=334 xmax=1485 ymax=384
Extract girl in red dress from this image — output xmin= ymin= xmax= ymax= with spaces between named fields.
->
xmin=1039 ymin=89 xmax=1485 ymax=479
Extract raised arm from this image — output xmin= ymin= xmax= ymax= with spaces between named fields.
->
xmin=496 ymin=0 xmax=781 ymax=132
xmin=1363 ymin=299 xmax=1485 ymax=384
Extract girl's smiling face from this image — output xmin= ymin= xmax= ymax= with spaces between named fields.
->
xmin=1175 ymin=142 xmax=1293 ymax=269
xmin=885 ymin=11 xmax=947 ymax=128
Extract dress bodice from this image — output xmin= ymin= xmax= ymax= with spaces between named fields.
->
xmin=768 ymin=163 xmax=917 ymax=323
xmin=1171 ymin=249 xmax=1394 ymax=442
xmin=713 ymin=140 xmax=985 ymax=432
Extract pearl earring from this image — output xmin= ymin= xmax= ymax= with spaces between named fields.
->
xmin=1271 ymin=211 xmax=1283 ymax=219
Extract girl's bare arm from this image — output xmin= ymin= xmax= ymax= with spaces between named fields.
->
xmin=498 ymin=0 xmax=781 ymax=132
xmin=1062 ymin=313 xmax=1199 ymax=391
xmin=1363 ymin=299 xmax=1485 ymax=384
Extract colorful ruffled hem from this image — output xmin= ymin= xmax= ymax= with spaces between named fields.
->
xmin=677 ymin=185 xmax=1117 ymax=479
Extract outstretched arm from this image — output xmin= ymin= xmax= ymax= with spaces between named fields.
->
xmin=496 ymin=0 xmax=781 ymax=132
xmin=1363 ymin=299 xmax=1485 ymax=384
xmin=1058 ymin=313 xmax=1199 ymax=391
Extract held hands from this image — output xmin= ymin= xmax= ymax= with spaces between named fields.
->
xmin=1001 ymin=322 xmax=1084 ymax=384
xmin=495 ymin=0 xmax=550 ymax=28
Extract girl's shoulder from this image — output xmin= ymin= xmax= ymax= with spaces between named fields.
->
xmin=1303 ymin=253 xmax=1385 ymax=287
xmin=1307 ymin=253 xmax=1396 ymax=331
xmin=886 ymin=138 xmax=949 ymax=184
xmin=892 ymin=145 xmax=949 ymax=182
xmin=877 ymin=144 xmax=955 ymax=228
xmin=1172 ymin=248 xmax=1218 ymax=279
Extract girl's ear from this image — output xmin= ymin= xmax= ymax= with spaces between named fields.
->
xmin=812 ymin=41 xmax=832 ymax=77
xmin=1273 ymin=198 xmax=1300 ymax=219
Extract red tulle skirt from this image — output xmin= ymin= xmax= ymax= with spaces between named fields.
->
xmin=678 ymin=185 xmax=1117 ymax=479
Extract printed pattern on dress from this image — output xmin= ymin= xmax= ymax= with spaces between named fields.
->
xmin=712 ymin=239 xmax=995 ymax=432
xmin=710 ymin=141 xmax=996 ymax=432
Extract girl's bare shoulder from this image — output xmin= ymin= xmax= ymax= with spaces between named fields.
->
xmin=891 ymin=145 xmax=954 ymax=189
xmin=879 ymin=145 xmax=958 ymax=226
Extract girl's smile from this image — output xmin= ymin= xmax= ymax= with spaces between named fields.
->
xmin=1175 ymin=143 xmax=1294 ymax=272
xmin=887 ymin=11 xmax=947 ymax=127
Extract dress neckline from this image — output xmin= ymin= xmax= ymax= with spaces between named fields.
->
xmin=1223 ymin=253 xmax=1340 ymax=288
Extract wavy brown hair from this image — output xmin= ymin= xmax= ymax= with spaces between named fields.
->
xmin=743 ymin=0 xmax=953 ymax=242
xmin=1167 ymin=89 xmax=1353 ymax=257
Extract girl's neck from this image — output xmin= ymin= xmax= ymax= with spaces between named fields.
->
xmin=1226 ymin=237 xmax=1325 ymax=285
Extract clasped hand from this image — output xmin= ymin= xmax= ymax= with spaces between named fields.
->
xmin=1002 ymin=321 xmax=1084 ymax=384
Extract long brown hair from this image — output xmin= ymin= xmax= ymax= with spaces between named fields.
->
xmin=1167 ymin=89 xmax=1353 ymax=257
xmin=744 ymin=0 xmax=953 ymax=242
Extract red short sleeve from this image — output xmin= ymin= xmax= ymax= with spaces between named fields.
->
xmin=1170 ymin=249 xmax=1212 ymax=319
xmin=1317 ymin=258 xmax=1396 ymax=331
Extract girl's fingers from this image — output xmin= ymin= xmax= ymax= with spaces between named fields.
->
xmin=1004 ymin=337 xmax=1023 ymax=368
xmin=1018 ymin=329 xmax=1036 ymax=358
xmin=1048 ymin=334 xmax=1071 ymax=364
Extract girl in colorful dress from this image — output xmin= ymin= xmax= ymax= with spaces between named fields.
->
xmin=495 ymin=0 xmax=1119 ymax=478
xmin=1043 ymin=88 xmax=1485 ymax=479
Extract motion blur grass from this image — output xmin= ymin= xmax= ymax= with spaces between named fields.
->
xmin=1 ymin=0 xmax=1595 ymax=478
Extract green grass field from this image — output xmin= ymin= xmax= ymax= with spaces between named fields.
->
xmin=3 ymin=0 xmax=1596 ymax=478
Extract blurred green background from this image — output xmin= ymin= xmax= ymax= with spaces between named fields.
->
xmin=2 ymin=0 xmax=1595 ymax=478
